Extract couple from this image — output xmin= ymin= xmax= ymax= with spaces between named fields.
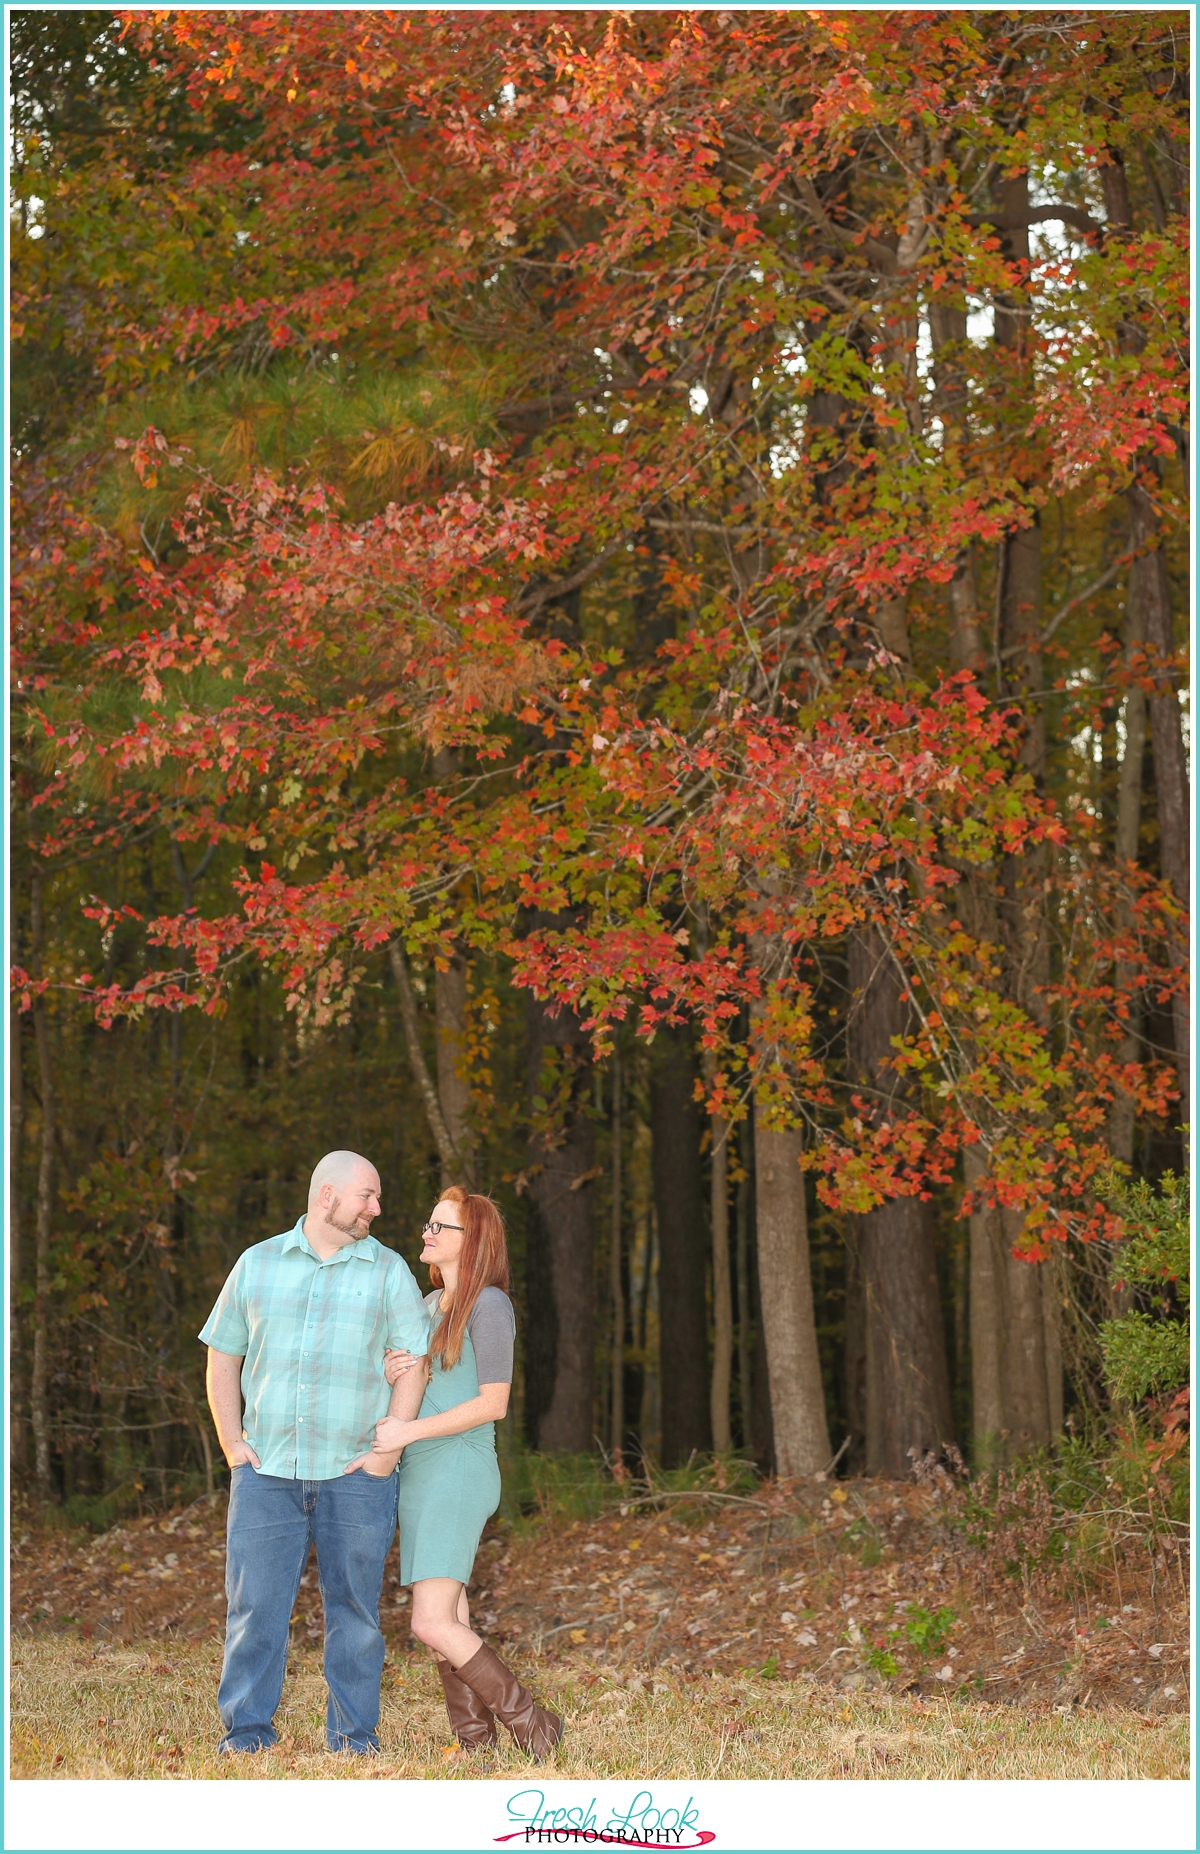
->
xmin=199 ymin=1149 xmax=561 ymax=1759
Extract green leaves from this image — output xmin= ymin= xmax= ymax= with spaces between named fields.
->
xmin=1099 ymin=1170 xmax=1190 ymax=1404
xmin=901 ymin=1604 xmax=957 ymax=1658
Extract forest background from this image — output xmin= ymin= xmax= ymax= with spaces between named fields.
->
xmin=9 ymin=8 xmax=1190 ymax=1532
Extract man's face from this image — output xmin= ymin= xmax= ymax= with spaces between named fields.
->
xmin=325 ymin=1171 xmax=382 ymax=1240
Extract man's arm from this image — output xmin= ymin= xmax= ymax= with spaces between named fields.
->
xmin=206 ymin=1347 xmax=260 ymax=1470
xmin=344 ymin=1355 xmax=428 ymax=1475
xmin=387 ymin=1355 xmax=429 ymax=1423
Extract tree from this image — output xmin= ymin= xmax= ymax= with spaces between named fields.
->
xmin=12 ymin=10 xmax=1188 ymax=1499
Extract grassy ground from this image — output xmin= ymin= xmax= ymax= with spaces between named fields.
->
xmin=11 ymin=1635 xmax=1189 ymax=1781
xmin=11 ymin=1467 xmax=1190 ymax=1781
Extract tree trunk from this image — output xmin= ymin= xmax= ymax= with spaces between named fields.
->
xmin=934 ymin=280 xmax=1011 ymax=1461
xmin=735 ymin=1115 xmax=754 ymax=1454
xmin=1100 ymin=148 xmax=1189 ymax=1140
xmin=1128 ymin=475 xmax=1190 ymax=1136
xmin=967 ymin=1159 xmax=1055 ymax=1465
xmin=434 ymin=945 xmax=476 ymax=1187
xmin=999 ymin=1206 xmax=1055 ymax=1450
xmin=751 ymin=1275 xmax=774 ymax=1476
xmin=847 ymin=928 xmax=954 ymax=1475
xmin=1109 ymin=573 xmax=1147 ymax=1173
xmin=994 ymin=505 xmax=1057 ymax=1453
xmin=709 ymin=1108 xmax=733 ymax=1453
xmin=649 ymin=1025 xmax=711 ymax=1465
xmin=10 ymin=1001 xmax=27 ymax=1474
xmin=524 ymin=990 xmax=596 ymax=1452
xmin=608 ymin=1047 xmax=625 ymax=1464
xmin=635 ymin=1202 xmax=656 ymax=1454
xmin=389 ymin=941 xmax=461 ymax=1185
xmin=990 ymin=166 xmax=1058 ymax=1456
xmin=965 ymin=1144 xmax=1003 ymax=1463
xmin=30 ymin=869 xmax=55 ymax=1493
xmin=843 ymin=1219 xmax=866 ymax=1474
xmin=1042 ymin=1254 xmax=1064 ymax=1438
xmin=931 ymin=282 xmax=987 ymax=676
xmin=751 ymin=1109 xmax=830 ymax=1476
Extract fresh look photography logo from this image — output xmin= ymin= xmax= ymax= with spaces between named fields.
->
xmin=495 ymin=1789 xmax=715 ymax=1849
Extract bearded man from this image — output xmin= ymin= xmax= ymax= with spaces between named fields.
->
xmin=200 ymin=1150 xmax=430 ymax=1754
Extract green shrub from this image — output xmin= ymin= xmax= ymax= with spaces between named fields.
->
xmin=902 ymin=1604 xmax=957 ymax=1657
xmin=493 ymin=1443 xmax=761 ymax=1534
xmin=1099 ymin=1169 xmax=1189 ymax=1404
xmin=496 ymin=1446 xmax=619 ymax=1530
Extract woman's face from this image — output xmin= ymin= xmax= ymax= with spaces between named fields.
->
xmin=420 ymin=1198 xmax=467 ymax=1270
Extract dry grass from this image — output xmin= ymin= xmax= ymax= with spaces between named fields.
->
xmin=11 ymin=1635 xmax=1189 ymax=1782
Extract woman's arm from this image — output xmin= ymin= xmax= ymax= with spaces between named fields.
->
xmin=373 ymin=1381 xmax=509 ymax=1451
xmin=344 ymin=1354 xmax=430 ymax=1474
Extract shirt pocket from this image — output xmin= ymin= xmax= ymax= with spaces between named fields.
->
xmin=336 ymin=1278 xmax=387 ymax=1359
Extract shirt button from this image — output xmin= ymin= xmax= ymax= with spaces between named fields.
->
xmin=298 ymin=1416 xmax=304 ymax=1423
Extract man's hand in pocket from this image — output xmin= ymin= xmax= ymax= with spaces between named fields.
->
xmin=344 ymin=1449 xmax=399 ymax=1478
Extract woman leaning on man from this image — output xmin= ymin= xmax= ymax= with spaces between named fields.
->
xmin=369 ymin=1185 xmax=562 ymax=1757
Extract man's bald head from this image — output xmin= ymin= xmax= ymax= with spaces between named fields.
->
xmin=305 ymin=1151 xmax=382 ymax=1251
xmin=308 ymin=1150 xmax=379 ymax=1206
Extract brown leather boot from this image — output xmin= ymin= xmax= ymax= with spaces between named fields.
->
xmin=453 ymin=1643 xmax=563 ymax=1756
xmin=437 ymin=1657 xmax=497 ymax=1749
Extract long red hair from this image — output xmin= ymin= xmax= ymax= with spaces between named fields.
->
xmin=428 ymin=1186 xmax=511 ymax=1370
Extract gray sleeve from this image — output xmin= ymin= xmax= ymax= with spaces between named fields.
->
xmin=467 ymin=1288 xmax=515 ymax=1384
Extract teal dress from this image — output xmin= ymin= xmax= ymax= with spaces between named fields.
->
xmin=396 ymin=1305 xmax=503 ymax=1586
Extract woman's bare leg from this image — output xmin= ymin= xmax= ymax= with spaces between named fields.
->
xmin=410 ymin=1577 xmax=483 ymax=1669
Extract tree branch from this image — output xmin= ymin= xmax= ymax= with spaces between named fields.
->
xmin=964 ymin=203 xmax=1102 ymax=238
xmin=517 ymin=534 xmax=630 ymax=613
xmin=999 ymin=556 xmax=1127 ymax=658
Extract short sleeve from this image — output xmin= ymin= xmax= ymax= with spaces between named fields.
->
xmin=468 ymin=1288 xmax=515 ymax=1384
xmin=385 ymin=1256 xmax=433 ymax=1356
xmin=199 ymin=1258 xmax=250 ymax=1355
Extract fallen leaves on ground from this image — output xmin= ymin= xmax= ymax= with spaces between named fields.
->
xmin=10 ymin=1475 xmax=1190 ymax=1722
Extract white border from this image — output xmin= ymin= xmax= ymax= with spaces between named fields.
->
xmin=3 ymin=1777 xmax=1198 ymax=1853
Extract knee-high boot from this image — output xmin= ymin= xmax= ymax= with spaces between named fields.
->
xmin=437 ymin=1657 xmax=497 ymax=1748
xmin=453 ymin=1643 xmax=562 ymax=1756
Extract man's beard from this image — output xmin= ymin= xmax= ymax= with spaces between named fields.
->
xmin=327 ymin=1195 xmax=371 ymax=1240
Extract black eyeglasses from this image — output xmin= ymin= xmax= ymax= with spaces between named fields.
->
xmin=422 ymin=1219 xmax=464 ymax=1236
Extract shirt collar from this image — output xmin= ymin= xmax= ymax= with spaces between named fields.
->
xmin=282 ymin=1217 xmax=378 ymax=1264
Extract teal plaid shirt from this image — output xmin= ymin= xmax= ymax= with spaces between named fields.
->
xmin=199 ymin=1218 xmax=431 ymax=1480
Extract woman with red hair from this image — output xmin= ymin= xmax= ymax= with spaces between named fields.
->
xmin=369 ymin=1187 xmax=561 ymax=1758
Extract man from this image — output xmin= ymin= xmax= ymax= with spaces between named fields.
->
xmin=201 ymin=1149 xmax=430 ymax=1754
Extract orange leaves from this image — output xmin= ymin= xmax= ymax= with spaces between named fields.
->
xmin=19 ymin=10 xmax=1187 ymax=1261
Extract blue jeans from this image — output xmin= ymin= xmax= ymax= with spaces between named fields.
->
xmin=218 ymin=1463 xmax=398 ymax=1753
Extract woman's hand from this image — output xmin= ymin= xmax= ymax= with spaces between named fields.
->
xmin=373 ymin=1413 xmax=415 ymax=1452
xmin=383 ymin=1348 xmax=418 ymax=1386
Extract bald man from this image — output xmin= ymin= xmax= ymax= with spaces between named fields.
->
xmin=200 ymin=1151 xmax=430 ymax=1755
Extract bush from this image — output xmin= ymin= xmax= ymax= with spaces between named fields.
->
xmin=1099 ymin=1169 xmax=1189 ymax=1404
xmin=902 ymin=1604 xmax=957 ymax=1657
xmin=494 ymin=1442 xmax=763 ymax=1534
xmin=496 ymin=1446 xmax=620 ymax=1530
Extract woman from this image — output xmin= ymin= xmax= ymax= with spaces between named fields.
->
xmin=371 ymin=1186 xmax=562 ymax=1758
